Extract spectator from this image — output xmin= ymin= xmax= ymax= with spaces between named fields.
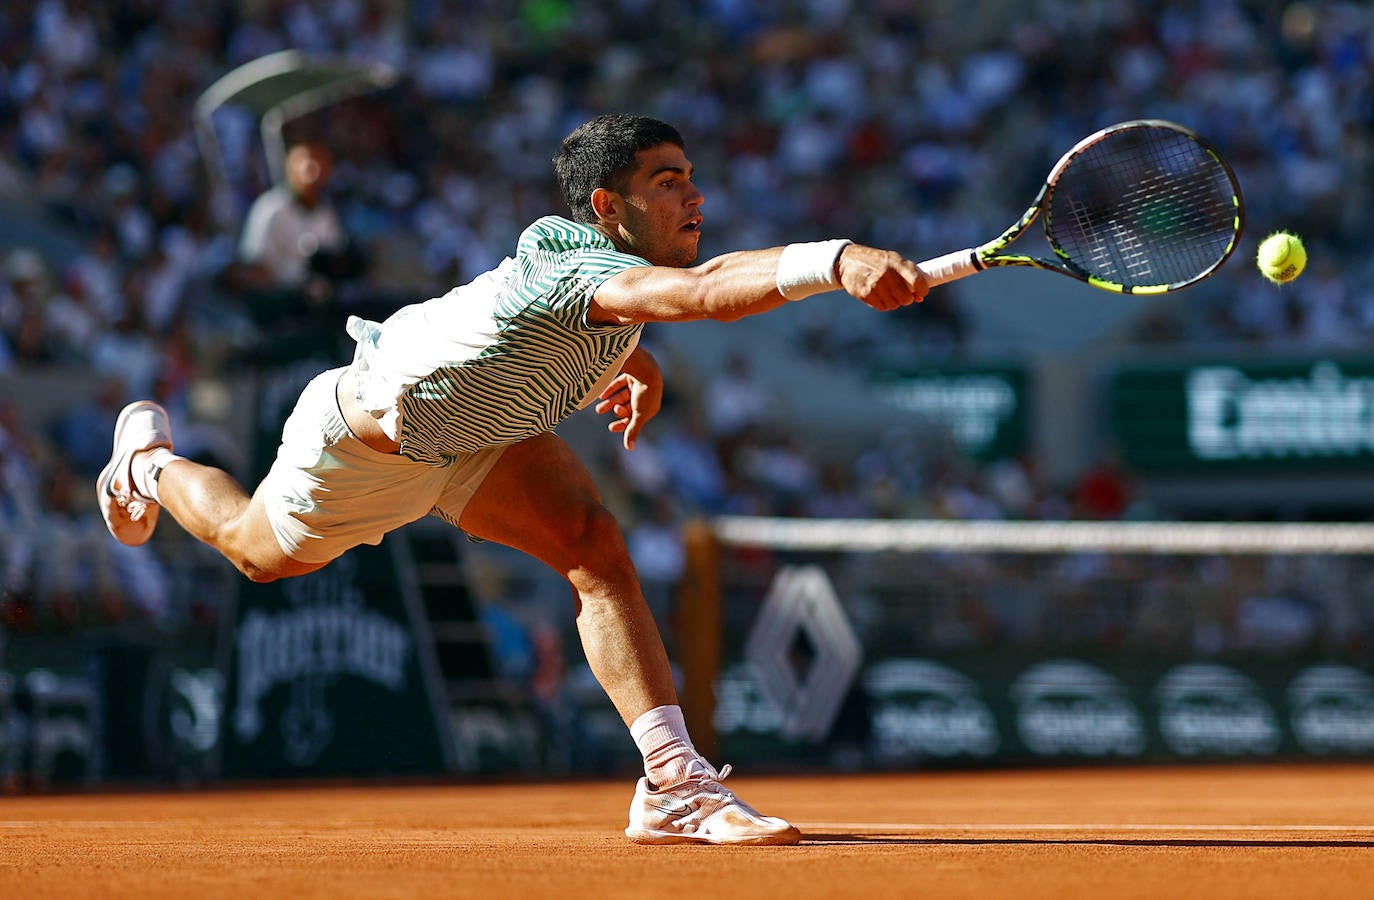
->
xmin=625 ymin=495 xmax=687 ymax=642
xmin=236 ymin=143 xmax=346 ymax=295
xmin=2 ymin=250 xmax=56 ymax=366
xmin=803 ymin=461 xmax=872 ymax=519
xmin=33 ymin=455 xmax=130 ymax=627
xmin=656 ymin=410 xmax=730 ymax=514
xmin=48 ymin=376 xmax=126 ymax=480
xmin=704 ymin=351 xmax=772 ymax=461
xmin=63 ymin=226 xmax=125 ymax=327
xmin=734 ymin=428 xmax=819 ymax=514
xmin=0 ymin=402 xmax=44 ymax=631
xmin=1072 ymin=451 xmax=1134 ymax=521
xmin=87 ymin=302 xmax=160 ymax=398
xmin=43 ymin=275 xmax=103 ymax=365
xmin=230 ymin=141 xmax=364 ymax=354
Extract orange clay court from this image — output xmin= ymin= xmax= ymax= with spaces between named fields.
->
xmin=5 ymin=762 xmax=1374 ymax=899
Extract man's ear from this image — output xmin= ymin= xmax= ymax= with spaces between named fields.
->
xmin=590 ymin=187 xmax=620 ymax=224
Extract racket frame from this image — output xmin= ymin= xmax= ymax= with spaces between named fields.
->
xmin=917 ymin=120 xmax=1245 ymax=294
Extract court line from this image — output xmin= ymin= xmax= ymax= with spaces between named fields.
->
xmin=10 ymin=820 xmax=1373 ymax=834
xmin=800 ymin=822 xmax=1374 ymax=833
xmin=0 ymin=821 xmax=190 ymax=828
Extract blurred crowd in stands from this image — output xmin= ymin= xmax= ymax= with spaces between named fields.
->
xmin=1 ymin=1 xmax=1371 ymax=645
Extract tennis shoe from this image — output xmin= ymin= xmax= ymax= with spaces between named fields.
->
xmin=625 ymin=760 xmax=801 ymax=846
xmin=96 ymin=401 xmax=173 ymax=546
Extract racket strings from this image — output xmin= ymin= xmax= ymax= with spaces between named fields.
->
xmin=1047 ymin=126 xmax=1239 ymax=288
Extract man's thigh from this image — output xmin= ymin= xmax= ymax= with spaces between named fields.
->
xmin=261 ymin=445 xmax=453 ymax=565
xmin=260 ymin=368 xmax=458 ymax=566
xmin=457 ymin=432 xmax=610 ymax=572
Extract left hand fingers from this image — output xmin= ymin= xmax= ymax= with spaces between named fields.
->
xmin=594 ymin=396 xmax=627 ymax=415
xmin=598 ymin=374 xmax=631 ymax=402
xmin=595 ymin=384 xmax=630 ymax=413
xmin=600 ymin=404 xmax=637 ymax=449
xmin=596 ymin=372 xmax=658 ymax=450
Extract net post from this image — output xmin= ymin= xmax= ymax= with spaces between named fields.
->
xmin=677 ymin=518 xmax=722 ymax=760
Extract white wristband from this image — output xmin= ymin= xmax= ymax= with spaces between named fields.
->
xmin=776 ymin=239 xmax=852 ymax=301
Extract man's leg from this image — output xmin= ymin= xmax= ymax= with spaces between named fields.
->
xmin=154 ymin=459 xmax=323 ymax=582
xmin=458 ymin=433 xmax=800 ymax=845
xmin=458 ymin=432 xmax=675 ymax=725
xmin=98 ymin=400 xmax=322 ymax=583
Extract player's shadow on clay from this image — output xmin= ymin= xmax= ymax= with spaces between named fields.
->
xmin=802 ymin=833 xmax=1374 ymax=848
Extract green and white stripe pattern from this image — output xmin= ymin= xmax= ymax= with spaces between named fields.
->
xmin=348 ymin=216 xmax=648 ymax=464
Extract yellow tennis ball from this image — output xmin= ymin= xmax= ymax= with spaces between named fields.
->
xmin=1257 ymin=231 xmax=1307 ymax=284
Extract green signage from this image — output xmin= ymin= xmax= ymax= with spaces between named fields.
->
xmin=1111 ymin=360 xmax=1374 ymax=471
xmin=870 ymin=365 xmax=1028 ymax=461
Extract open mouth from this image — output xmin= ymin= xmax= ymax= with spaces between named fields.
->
xmin=681 ymin=217 xmax=703 ymax=233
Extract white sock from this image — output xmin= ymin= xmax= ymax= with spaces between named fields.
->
xmin=630 ymin=705 xmax=701 ymax=789
xmin=131 ymin=447 xmax=179 ymax=503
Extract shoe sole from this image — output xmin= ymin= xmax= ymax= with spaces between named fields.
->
xmin=96 ymin=401 xmax=171 ymax=546
xmin=625 ymin=825 xmax=802 ymax=846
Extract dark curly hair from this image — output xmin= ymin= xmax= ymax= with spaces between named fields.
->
xmin=553 ymin=114 xmax=685 ymax=224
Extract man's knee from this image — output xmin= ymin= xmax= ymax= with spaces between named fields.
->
xmin=235 ymin=552 xmax=326 ymax=583
xmin=571 ymin=502 xmax=627 ymax=548
xmin=559 ymin=503 xmax=635 ymax=575
xmin=239 ymin=561 xmax=284 ymax=583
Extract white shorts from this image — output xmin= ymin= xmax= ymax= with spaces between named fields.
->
xmin=261 ymin=367 xmax=507 ymax=564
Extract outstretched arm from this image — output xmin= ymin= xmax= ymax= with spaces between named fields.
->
xmin=589 ymin=243 xmax=928 ymax=326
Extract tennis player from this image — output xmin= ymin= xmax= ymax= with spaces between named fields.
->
xmin=98 ymin=114 xmax=927 ymax=845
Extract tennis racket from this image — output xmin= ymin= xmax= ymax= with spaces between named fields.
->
xmin=917 ymin=119 xmax=1244 ymax=294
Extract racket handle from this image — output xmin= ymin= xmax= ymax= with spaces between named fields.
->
xmin=916 ymin=249 xmax=982 ymax=286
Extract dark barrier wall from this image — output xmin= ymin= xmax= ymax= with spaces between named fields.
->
xmin=716 ymin=652 xmax=1374 ymax=769
xmin=216 ymin=358 xmax=450 ymax=779
xmin=217 ymin=544 xmax=449 ymax=778
xmin=714 ymin=651 xmax=1374 ymax=769
xmin=703 ymin=559 xmax=1374 ymax=771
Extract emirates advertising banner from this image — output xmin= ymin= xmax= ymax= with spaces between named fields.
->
xmin=1111 ymin=359 xmax=1374 ymax=471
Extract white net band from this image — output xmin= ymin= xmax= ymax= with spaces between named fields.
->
xmin=710 ymin=517 xmax=1374 ymax=555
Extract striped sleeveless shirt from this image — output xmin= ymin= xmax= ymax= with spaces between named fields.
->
xmin=345 ymin=216 xmax=649 ymax=465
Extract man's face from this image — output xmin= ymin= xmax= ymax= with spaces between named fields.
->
xmin=287 ymin=146 xmax=332 ymax=200
xmin=605 ymin=144 xmax=704 ymax=267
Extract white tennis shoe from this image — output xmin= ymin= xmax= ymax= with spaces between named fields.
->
xmin=96 ymin=400 xmax=173 ymax=546
xmin=625 ymin=760 xmax=801 ymax=846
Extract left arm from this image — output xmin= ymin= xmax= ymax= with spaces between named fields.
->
xmin=594 ymin=345 xmax=663 ymax=450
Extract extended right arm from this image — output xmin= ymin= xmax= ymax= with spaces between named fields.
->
xmin=588 ymin=243 xmax=928 ymax=327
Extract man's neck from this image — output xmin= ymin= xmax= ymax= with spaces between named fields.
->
xmin=294 ymin=189 xmax=322 ymax=209
xmin=592 ymin=222 xmax=628 ymax=254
